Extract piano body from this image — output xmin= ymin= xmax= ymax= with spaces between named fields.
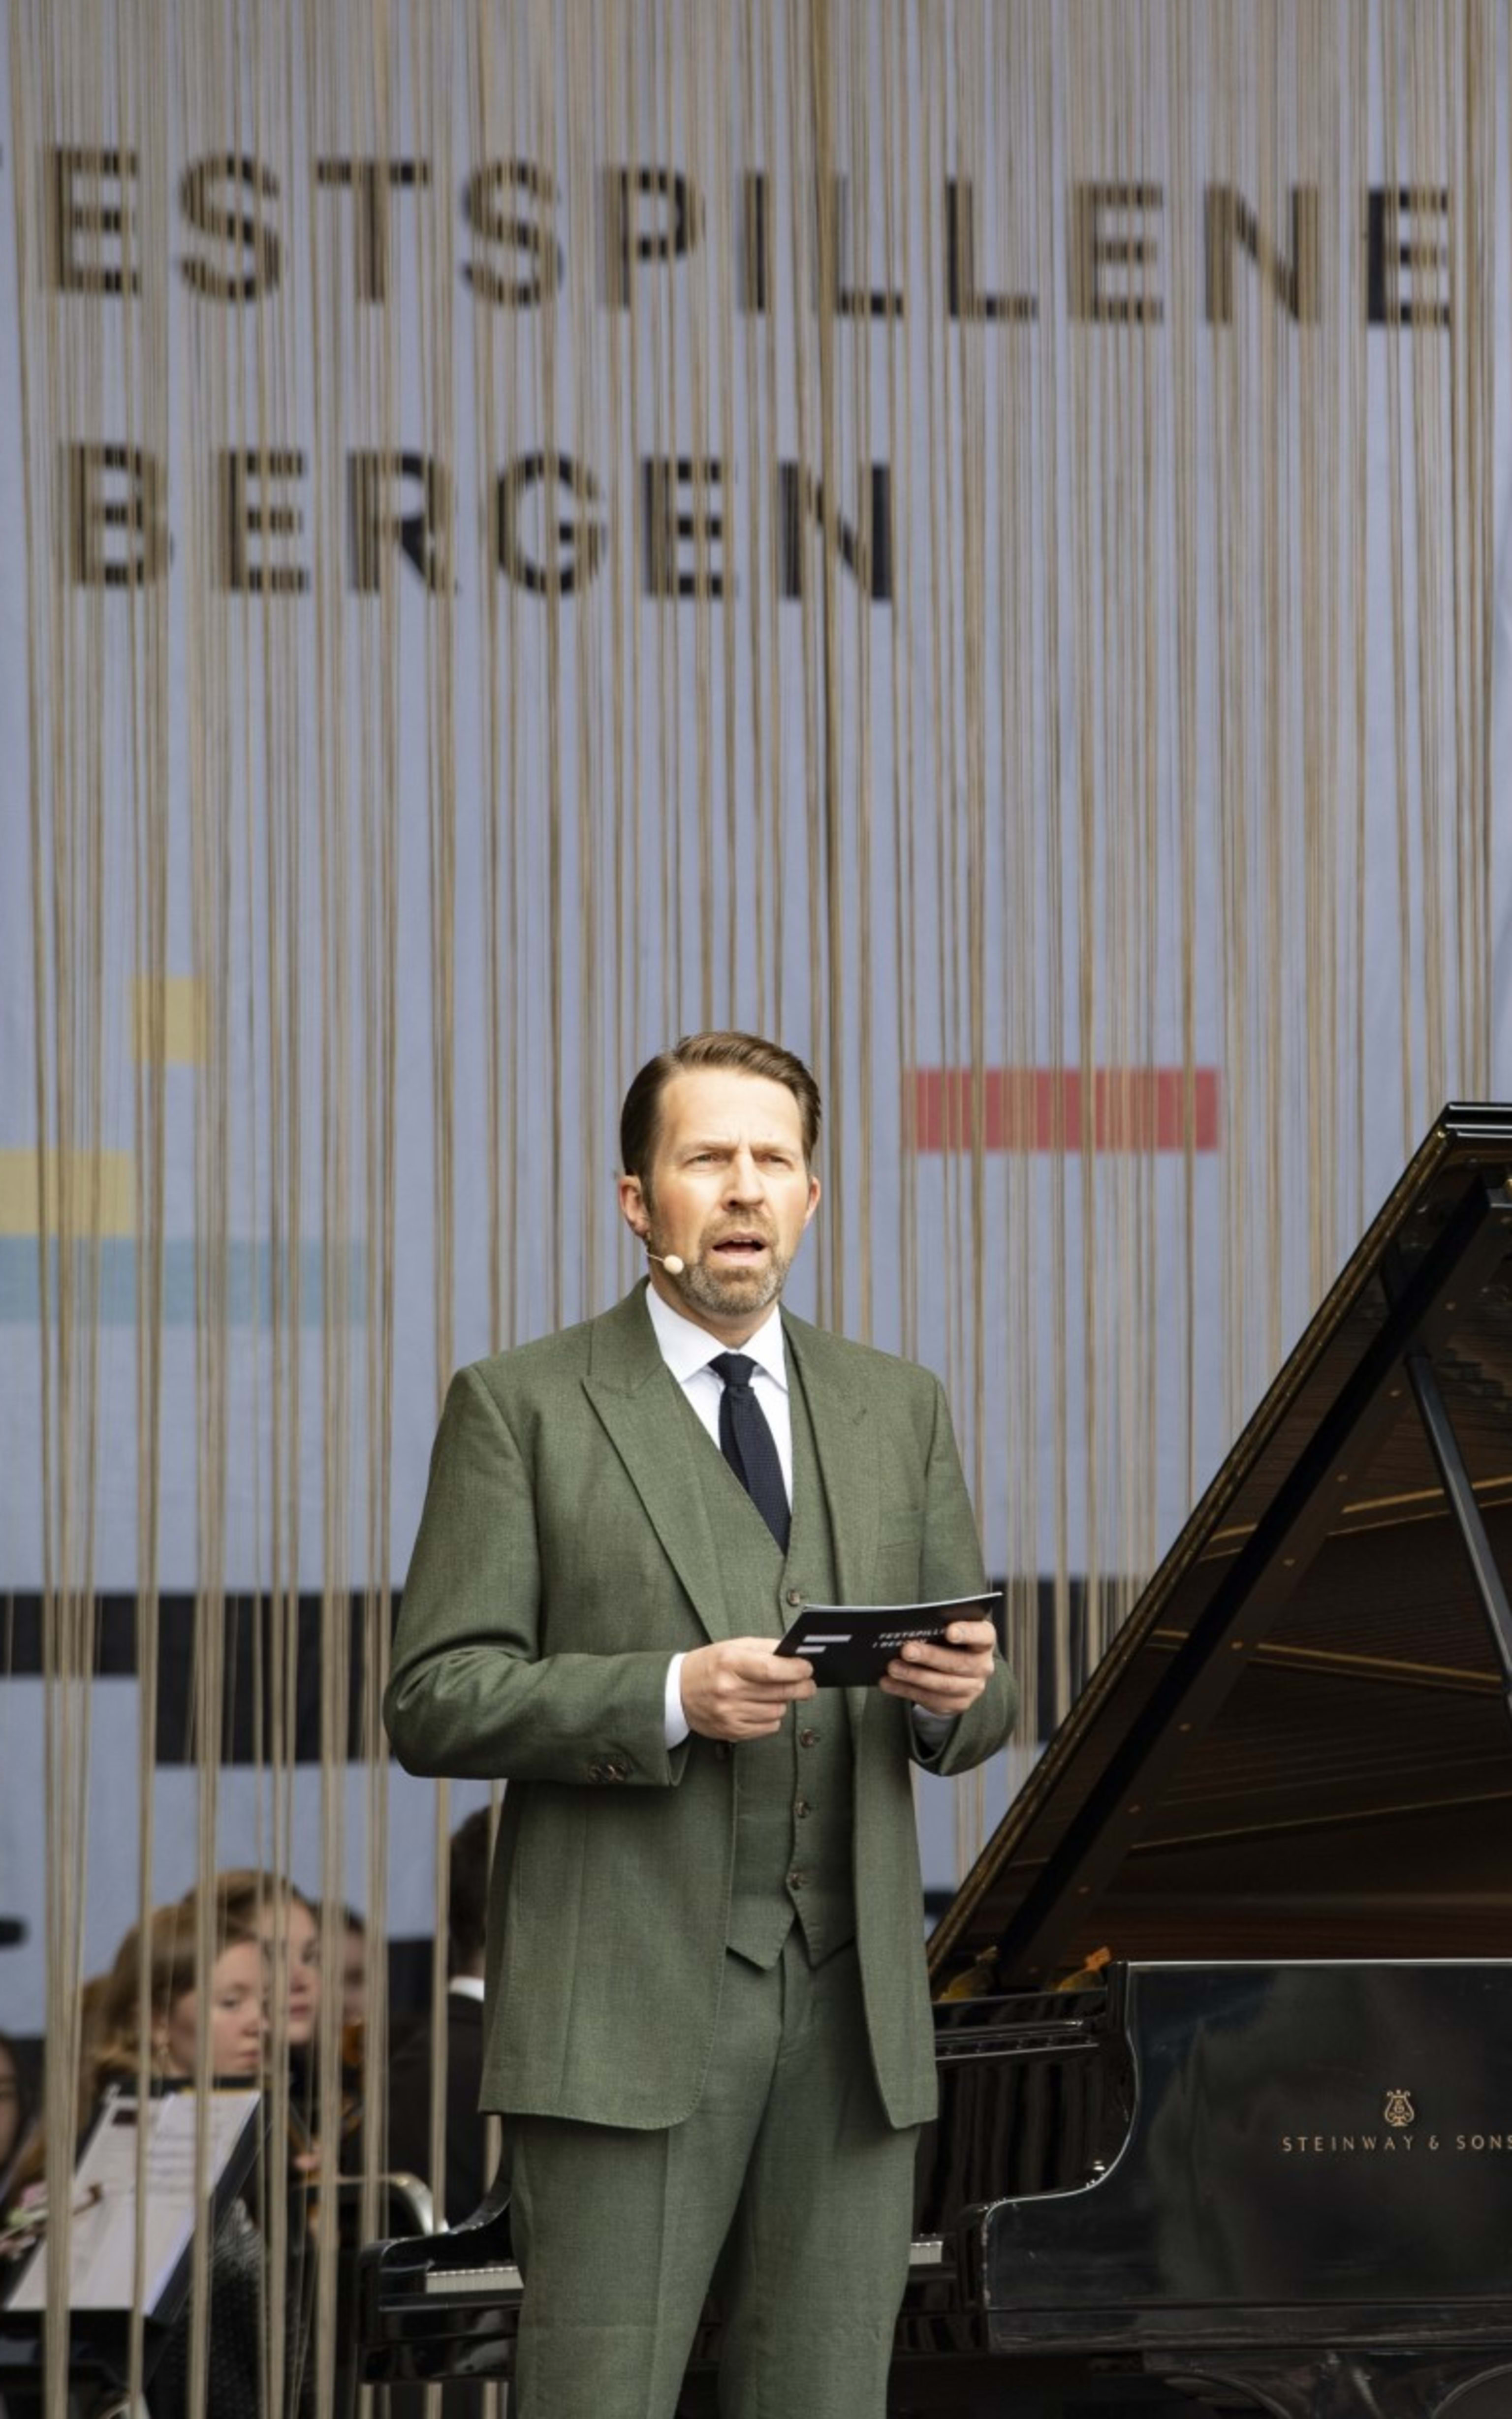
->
xmin=361 ymin=1104 xmax=1512 ymax=2417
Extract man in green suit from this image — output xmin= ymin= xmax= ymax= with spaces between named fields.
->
xmin=385 ymin=1031 xmax=1016 ymax=2417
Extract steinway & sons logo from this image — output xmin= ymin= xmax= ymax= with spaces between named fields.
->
xmin=1281 ymin=2085 xmax=1512 ymax=2156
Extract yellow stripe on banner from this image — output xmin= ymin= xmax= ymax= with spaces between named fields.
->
xmin=0 ymin=1149 xmax=136 ymax=1236
xmin=131 ymin=976 xmax=206 ymax=1066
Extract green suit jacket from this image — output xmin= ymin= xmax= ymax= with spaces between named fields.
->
xmin=384 ymin=1283 xmax=1017 ymax=2131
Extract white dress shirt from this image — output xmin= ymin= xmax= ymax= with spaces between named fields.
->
xmin=643 ymin=1286 xmax=949 ymax=1750
xmin=645 ymin=1284 xmax=794 ymax=1486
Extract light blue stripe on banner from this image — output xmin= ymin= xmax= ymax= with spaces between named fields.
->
xmin=0 ymin=1239 xmax=365 ymax=1324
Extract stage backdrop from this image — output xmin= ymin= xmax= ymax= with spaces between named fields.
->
xmin=2 ymin=0 xmax=1511 ymax=2195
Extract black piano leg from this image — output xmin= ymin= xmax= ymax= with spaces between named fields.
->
xmin=1161 ymin=2350 xmax=1512 ymax=2419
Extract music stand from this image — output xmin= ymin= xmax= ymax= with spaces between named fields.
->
xmin=0 ymin=2086 xmax=261 ymax=2416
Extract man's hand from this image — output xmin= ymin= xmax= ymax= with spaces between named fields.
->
xmin=879 ymin=1618 xmax=997 ymax=1719
xmin=681 ymin=1638 xmax=817 ymax=1740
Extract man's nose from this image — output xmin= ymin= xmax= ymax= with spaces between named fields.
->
xmin=723 ymin=1150 xmax=765 ymax=1203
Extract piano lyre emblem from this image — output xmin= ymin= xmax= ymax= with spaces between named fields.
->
xmin=1383 ymin=2088 xmax=1416 ymax=2130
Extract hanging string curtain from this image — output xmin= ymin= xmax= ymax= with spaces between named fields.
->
xmin=2 ymin=4 xmax=1499 ymax=2410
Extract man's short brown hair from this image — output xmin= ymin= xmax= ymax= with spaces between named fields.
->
xmin=619 ymin=1032 xmax=821 ymax=1187
xmin=448 ymin=1806 xmax=493 ymax=1974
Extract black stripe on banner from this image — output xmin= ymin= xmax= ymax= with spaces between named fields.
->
xmin=1031 ymin=1576 xmax=1135 ymax=1740
xmin=3 ymin=1570 xmax=1098 ymax=1762
xmin=2 ymin=1594 xmax=400 ymax=1767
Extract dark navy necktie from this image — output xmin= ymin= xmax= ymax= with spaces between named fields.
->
xmin=708 ymin=1352 xmax=790 ymax=1553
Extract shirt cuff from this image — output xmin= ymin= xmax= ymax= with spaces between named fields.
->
xmin=911 ymin=1706 xmax=953 ymax=1751
xmin=664 ymin=1653 xmax=691 ymax=1749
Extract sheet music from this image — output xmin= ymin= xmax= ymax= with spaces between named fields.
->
xmin=7 ymin=2089 xmax=259 ymax=2316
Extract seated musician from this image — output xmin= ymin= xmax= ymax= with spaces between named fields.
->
xmin=385 ymin=1807 xmax=495 ymax=2230
xmin=0 ymin=2031 xmax=35 ymax=2209
xmin=201 ymin=1870 xmax=362 ymax=2178
xmin=2 ymin=1900 xmax=292 ymax=2418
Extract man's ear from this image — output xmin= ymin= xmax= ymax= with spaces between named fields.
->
xmin=616 ymin=1171 xmax=649 ymax=1239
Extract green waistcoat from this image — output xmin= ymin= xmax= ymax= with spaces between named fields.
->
xmin=682 ymin=1358 xmax=855 ymax=1969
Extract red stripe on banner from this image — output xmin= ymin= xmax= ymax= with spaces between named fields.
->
xmin=909 ymin=1067 xmax=1220 ymax=1153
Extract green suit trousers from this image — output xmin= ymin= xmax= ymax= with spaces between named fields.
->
xmin=507 ymin=1933 xmax=916 ymax=2419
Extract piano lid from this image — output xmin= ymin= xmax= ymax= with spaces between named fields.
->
xmin=929 ymin=1104 xmax=1512 ymax=1993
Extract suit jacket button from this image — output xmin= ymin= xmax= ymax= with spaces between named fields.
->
xmin=788 ymin=1869 xmax=805 ymax=1891
xmin=799 ymin=1728 xmax=819 ymax=1749
xmin=785 ymin=1587 xmax=804 ymax=1607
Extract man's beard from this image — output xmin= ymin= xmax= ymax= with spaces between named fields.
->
xmin=677 ymin=1245 xmax=790 ymax=1321
xmin=649 ymin=1215 xmax=792 ymax=1320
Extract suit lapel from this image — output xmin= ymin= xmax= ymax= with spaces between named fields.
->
xmin=782 ymin=1311 xmax=882 ymax=1753
xmin=582 ymin=1285 xmax=733 ymax=1643
xmin=782 ymin=1310 xmax=880 ymax=1605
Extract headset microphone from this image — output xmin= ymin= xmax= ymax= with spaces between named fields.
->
xmin=647 ymin=1249 xmax=687 ymax=1276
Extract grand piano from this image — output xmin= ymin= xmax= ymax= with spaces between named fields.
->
xmin=359 ymin=1104 xmax=1512 ymax=2417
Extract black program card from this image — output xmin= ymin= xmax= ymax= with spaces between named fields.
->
xmin=773 ymin=1592 xmax=1002 ymax=1687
